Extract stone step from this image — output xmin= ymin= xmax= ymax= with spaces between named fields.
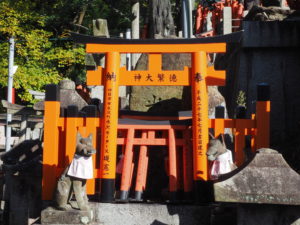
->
xmin=41 ymin=202 xmax=213 ymax=225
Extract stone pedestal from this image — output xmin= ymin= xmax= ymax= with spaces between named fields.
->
xmin=41 ymin=206 xmax=94 ymax=225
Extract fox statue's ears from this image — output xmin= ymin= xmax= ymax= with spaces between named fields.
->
xmin=76 ymin=132 xmax=93 ymax=142
xmin=87 ymin=133 xmax=93 ymax=141
xmin=220 ymin=133 xmax=226 ymax=148
xmin=76 ymin=132 xmax=82 ymax=142
xmin=209 ymin=132 xmax=226 ymax=148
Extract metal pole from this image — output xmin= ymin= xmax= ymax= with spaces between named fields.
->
xmin=6 ymin=37 xmax=15 ymax=152
xmin=125 ymin=29 xmax=131 ymax=71
xmin=187 ymin=0 xmax=193 ymax=38
xmin=122 ymin=29 xmax=132 ymax=108
xmin=182 ymin=0 xmax=188 ymax=38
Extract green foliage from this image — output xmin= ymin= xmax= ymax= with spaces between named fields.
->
xmin=0 ymin=0 xmax=182 ymax=104
xmin=236 ymin=90 xmax=246 ymax=107
xmin=0 ymin=1 xmax=85 ymax=103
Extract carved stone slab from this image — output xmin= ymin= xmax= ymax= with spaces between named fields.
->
xmin=214 ymin=148 xmax=300 ymax=205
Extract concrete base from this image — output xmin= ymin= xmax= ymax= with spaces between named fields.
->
xmin=41 ymin=203 xmax=212 ymax=225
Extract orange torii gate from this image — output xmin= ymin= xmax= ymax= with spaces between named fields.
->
xmin=71 ymin=34 xmax=227 ymax=202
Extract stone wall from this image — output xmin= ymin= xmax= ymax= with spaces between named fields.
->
xmin=219 ymin=21 xmax=300 ymax=149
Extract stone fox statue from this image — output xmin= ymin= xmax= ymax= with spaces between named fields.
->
xmin=206 ymin=133 xmax=236 ymax=180
xmin=55 ymin=133 xmax=96 ymax=211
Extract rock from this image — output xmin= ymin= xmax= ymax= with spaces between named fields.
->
xmin=214 ymin=148 xmax=300 ymax=205
xmin=130 ymin=53 xmax=226 ymax=117
xmin=92 ymin=19 xmax=109 ymax=37
xmin=130 ymin=85 xmax=183 ymax=113
xmin=59 ymin=82 xmax=88 ymax=110
xmin=59 ymin=79 xmax=75 ymax=90
xmin=244 ymin=5 xmax=299 ymax=21
xmin=34 ymin=80 xmax=88 ymax=111
xmin=130 ymin=53 xmax=189 ymax=112
xmin=146 ymin=98 xmax=183 ymax=115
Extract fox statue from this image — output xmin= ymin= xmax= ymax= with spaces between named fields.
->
xmin=206 ymin=133 xmax=236 ymax=180
xmin=55 ymin=132 xmax=96 ymax=211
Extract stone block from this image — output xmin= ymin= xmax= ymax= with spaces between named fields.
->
xmin=214 ymin=148 xmax=300 ymax=205
xmin=217 ymin=22 xmax=300 ymax=146
xmin=92 ymin=19 xmax=109 ymax=38
xmin=41 ymin=206 xmax=94 ymax=225
xmin=92 ymin=202 xmax=210 ymax=225
xmin=243 ymin=21 xmax=300 ymax=47
xmin=41 ymin=203 xmax=211 ymax=225
xmin=34 ymin=80 xmax=88 ymax=111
